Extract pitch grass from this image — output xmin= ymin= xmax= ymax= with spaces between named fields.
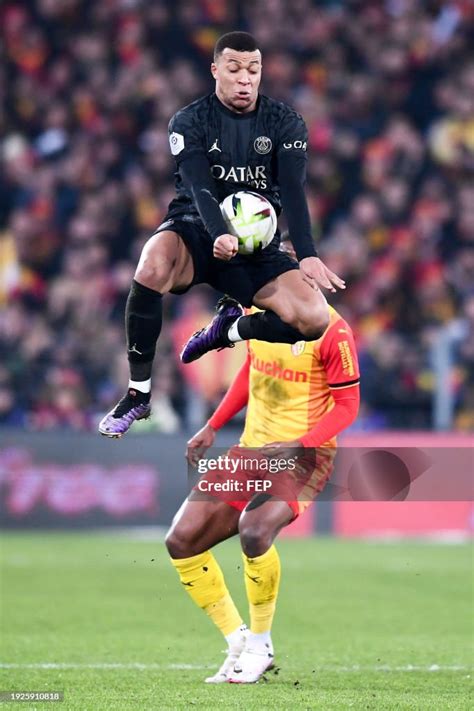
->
xmin=1 ymin=534 xmax=472 ymax=710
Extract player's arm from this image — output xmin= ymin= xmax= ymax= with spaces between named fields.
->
xmin=265 ymin=321 xmax=360 ymax=453
xmin=299 ymin=321 xmax=360 ymax=448
xmin=298 ymin=384 xmax=359 ymax=448
xmin=276 ymin=118 xmax=315 ymax=261
xmin=186 ymin=353 xmax=250 ymax=466
xmin=277 ymin=114 xmax=345 ymax=292
xmin=168 ymin=113 xmax=235 ymax=256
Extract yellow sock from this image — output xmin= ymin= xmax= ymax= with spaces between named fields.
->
xmin=170 ymin=551 xmax=243 ymax=636
xmin=243 ymin=545 xmax=281 ymax=634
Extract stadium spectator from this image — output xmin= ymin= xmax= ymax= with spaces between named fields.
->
xmin=1 ymin=0 xmax=472 ymax=431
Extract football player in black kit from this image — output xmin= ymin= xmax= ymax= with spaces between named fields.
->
xmin=99 ymin=31 xmax=345 ymax=437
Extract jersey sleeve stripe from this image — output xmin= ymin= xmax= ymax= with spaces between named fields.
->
xmin=328 ymin=378 xmax=360 ymax=390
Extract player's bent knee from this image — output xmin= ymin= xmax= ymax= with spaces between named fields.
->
xmin=272 ymin=302 xmax=296 ymax=327
xmin=298 ymin=303 xmax=330 ymax=339
xmin=276 ymin=297 xmax=330 ymax=339
xmin=239 ymin=524 xmax=273 ymax=558
xmin=135 ymin=256 xmax=174 ymax=292
xmin=165 ymin=527 xmax=197 ymax=559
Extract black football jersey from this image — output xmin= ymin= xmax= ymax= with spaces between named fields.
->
xmin=167 ymin=93 xmax=308 ymax=223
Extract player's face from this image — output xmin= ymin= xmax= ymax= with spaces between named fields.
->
xmin=211 ymin=48 xmax=262 ymax=113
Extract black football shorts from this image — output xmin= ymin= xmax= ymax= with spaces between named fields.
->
xmin=152 ymin=217 xmax=299 ymax=307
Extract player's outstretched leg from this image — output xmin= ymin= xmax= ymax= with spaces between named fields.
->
xmin=228 ymin=498 xmax=293 ymax=684
xmin=98 ymin=279 xmax=159 ymax=437
xmin=180 ymin=301 xmax=309 ymax=364
xmin=99 ymin=230 xmax=193 ymax=437
xmin=180 ymin=270 xmax=329 ymax=364
xmin=165 ymin=496 xmax=246 ymax=683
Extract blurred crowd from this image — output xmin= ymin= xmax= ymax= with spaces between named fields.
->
xmin=0 ymin=0 xmax=473 ymax=432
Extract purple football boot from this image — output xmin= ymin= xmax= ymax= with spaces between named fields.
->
xmin=98 ymin=388 xmax=151 ymax=438
xmin=180 ymin=296 xmax=243 ymax=364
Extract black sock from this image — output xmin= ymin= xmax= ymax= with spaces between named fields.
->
xmin=125 ymin=279 xmax=163 ymax=381
xmin=236 ymin=309 xmax=312 ymax=343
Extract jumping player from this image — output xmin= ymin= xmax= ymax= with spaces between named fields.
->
xmin=99 ymin=31 xmax=344 ymax=438
xmin=165 ymin=246 xmax=359 ymax=683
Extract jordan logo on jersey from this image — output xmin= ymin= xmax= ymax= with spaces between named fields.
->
xmin=208 ymin=139 xmax=221 ymax=153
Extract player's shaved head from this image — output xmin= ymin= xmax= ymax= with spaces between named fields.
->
xmin=214 ymin=32 xmax=260 ymax=61
xmin=212 ymin=32 xmax=261 ymax=114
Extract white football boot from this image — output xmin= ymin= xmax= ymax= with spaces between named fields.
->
xmin=227 ymin=639 xmax=274 ymax=683
xmin=205 ymin=626 xmax=248 ymax=683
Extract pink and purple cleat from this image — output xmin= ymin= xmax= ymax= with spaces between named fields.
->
xmin=99 ymin=296 xmax=242 ymax=437
xmin=98 ymin=389 xmax=151 ymax=438
xmin=180 ymin=296 xmax=243 ymax=364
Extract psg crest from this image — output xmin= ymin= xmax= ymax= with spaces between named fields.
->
xmin=254 ymin=136 xmax=272 ymax=154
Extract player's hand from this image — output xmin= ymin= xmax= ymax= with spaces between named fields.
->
xmin=261 ymin=439 xmax=305 ymax=461
xmin=261 ymin=439 xmax=316 ymax=477
xmin=186 ymin=423 xmax=216 ymax=467
xmin=213 ymin=234 xmax=238 ymax=261
xmin=299 ymin=257 xmax=346 ymax=293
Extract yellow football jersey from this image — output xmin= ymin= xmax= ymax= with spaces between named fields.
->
xmin=240 ymin=306 xmax=359 ymax=448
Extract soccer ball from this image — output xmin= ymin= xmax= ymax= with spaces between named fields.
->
xmin=220 ymin=191 xmax=277 ymax=255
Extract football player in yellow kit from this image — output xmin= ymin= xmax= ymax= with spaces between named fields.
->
xmin=165 ymin=241 xmax=360 ymax=683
